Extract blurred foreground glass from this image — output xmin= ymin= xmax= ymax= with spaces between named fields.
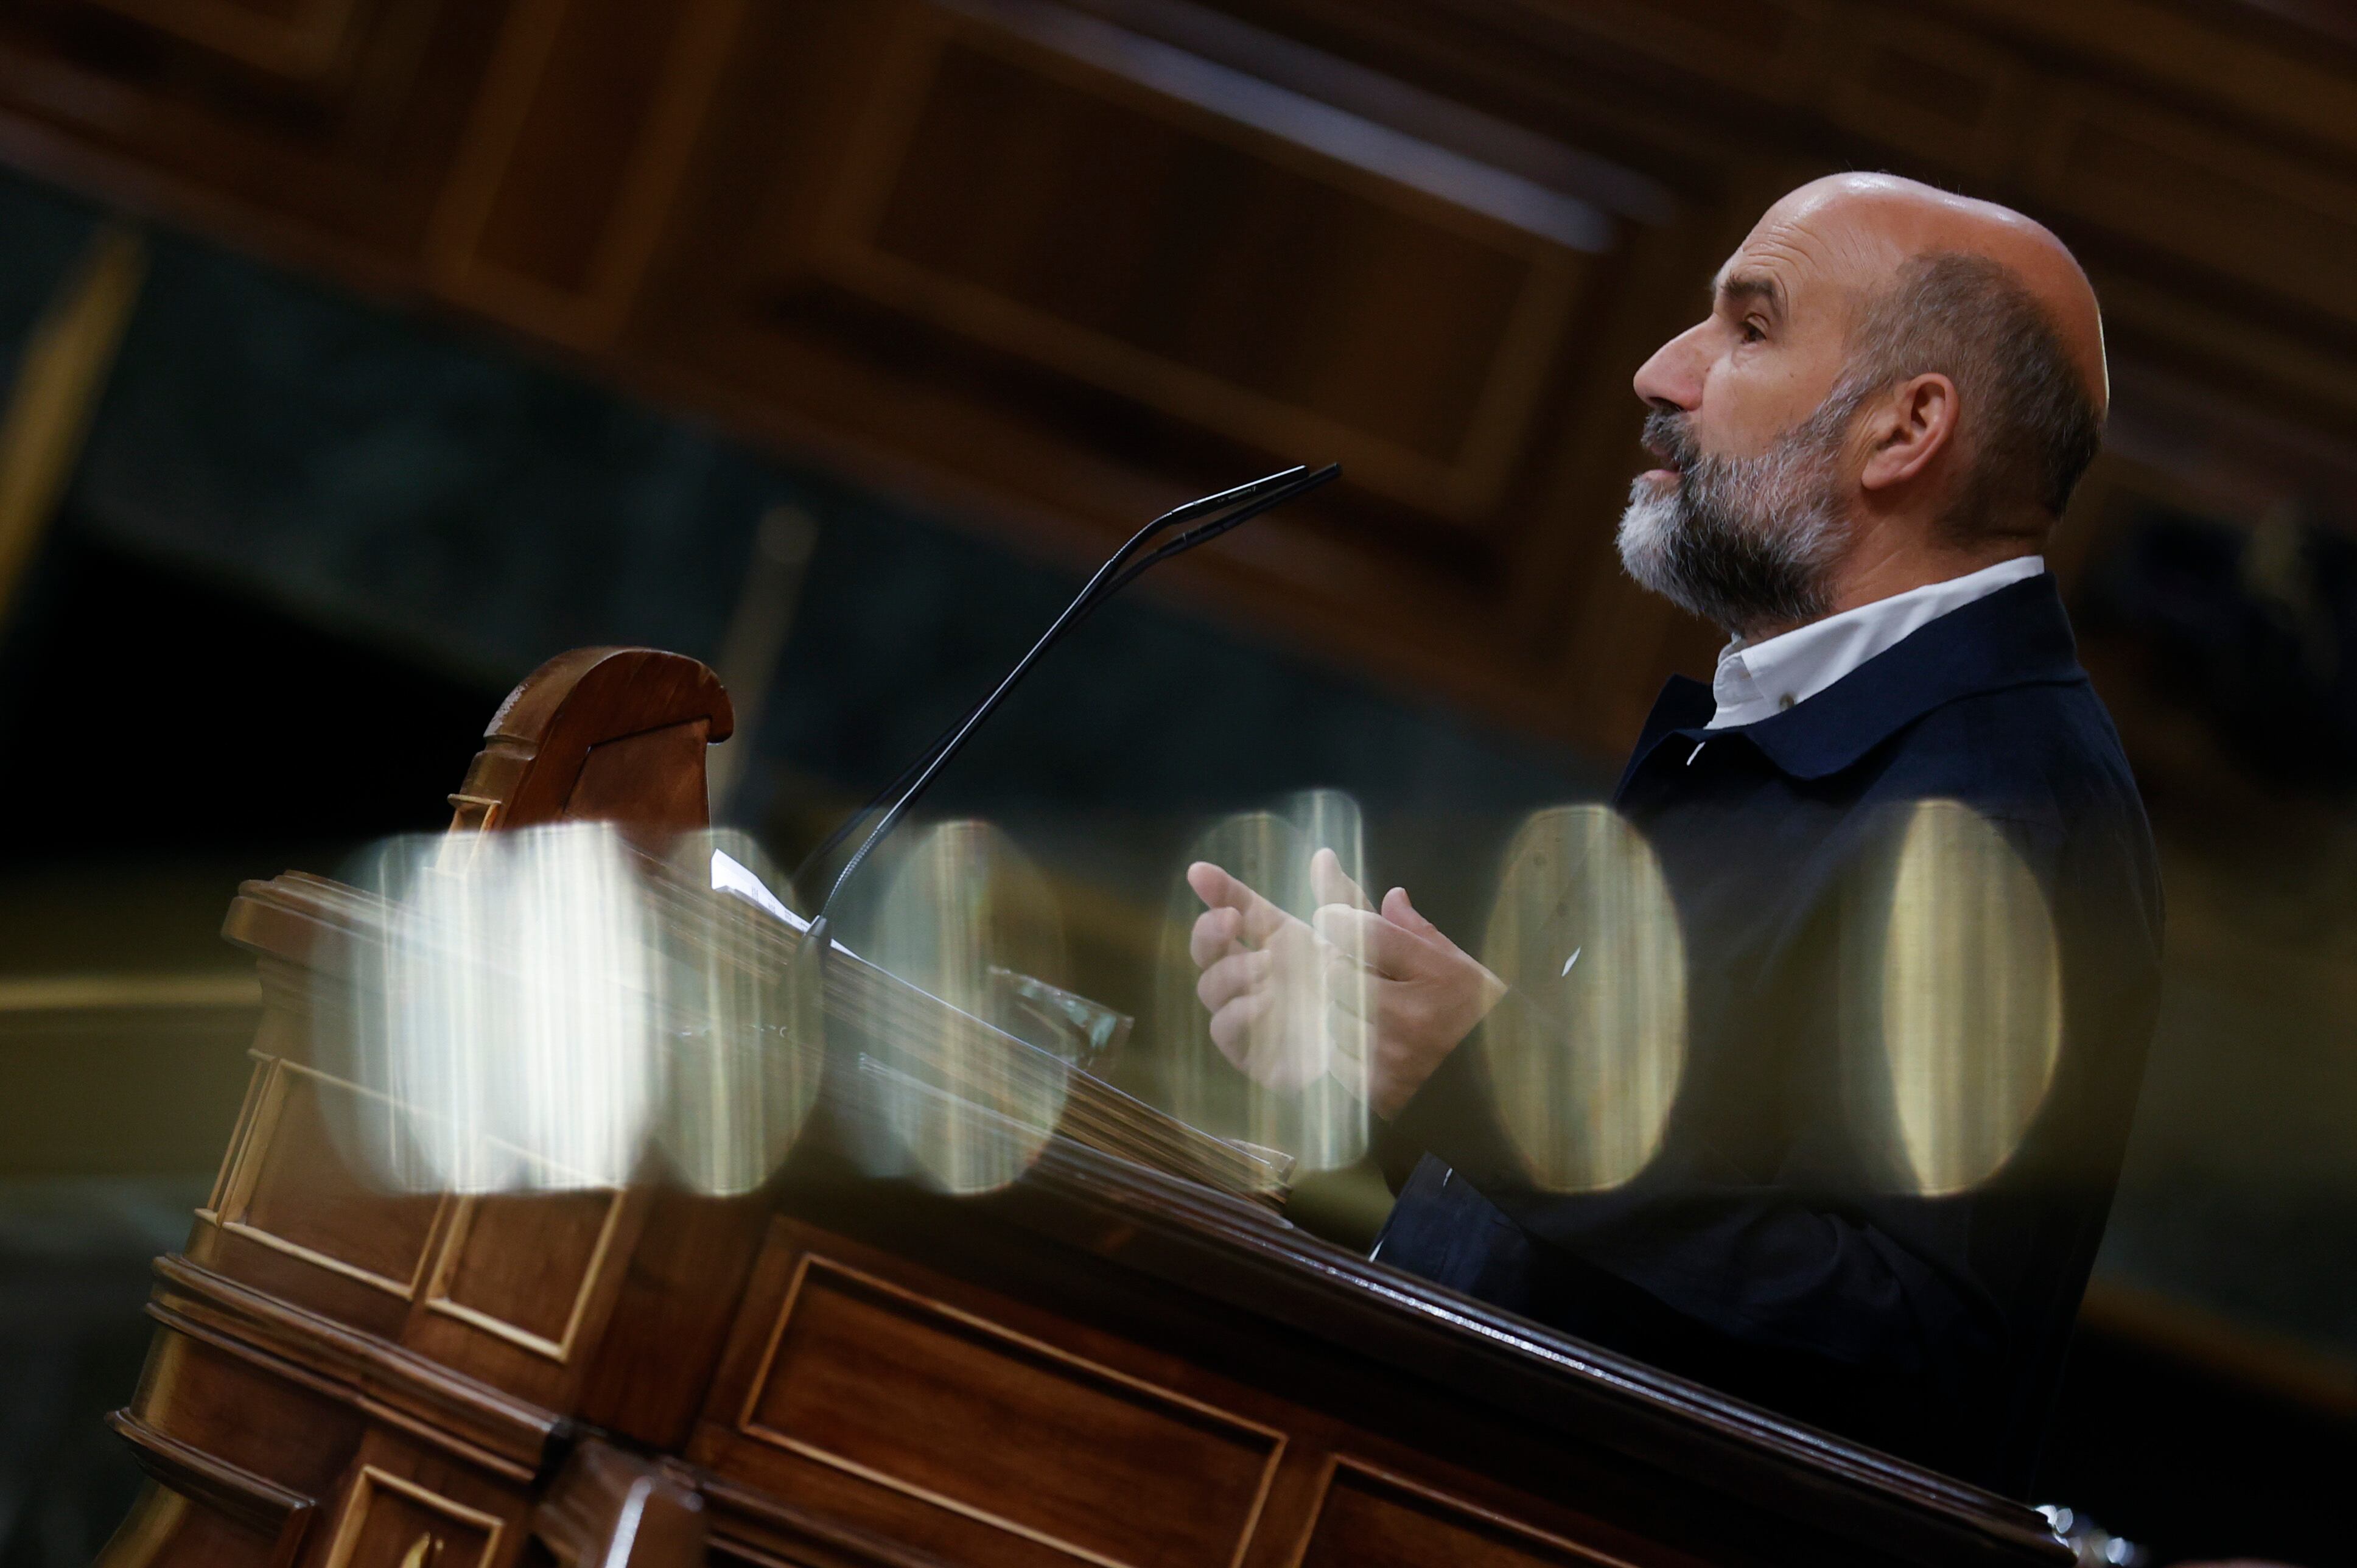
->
xmin=987 ymin=966 xmax=1130 ymax=1069
xmin=654 ymin=832 xmax=824 ymax=1194
xmin=849 ymin=818 xmax=1075 ymax=1194
xmin=324 ymin=824 xmax=823 ymax=1195
xmin=1154 ymin=789 xmax=1370 ymax=1175
xmin=1479 ymin=806 xmax=1686 ymax=1192
xmin=1841 ymin=800 xmax=2061 ymax=1195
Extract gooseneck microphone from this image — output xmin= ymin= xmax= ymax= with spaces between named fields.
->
xmin=788 ymin=461 xmax=1340 ymax=973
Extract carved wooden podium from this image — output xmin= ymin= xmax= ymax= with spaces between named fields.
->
xmin=99 ymin=649 xmax=2075 ymax=1568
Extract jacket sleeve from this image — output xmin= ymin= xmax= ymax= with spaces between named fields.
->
xmin=1379 ymin=1007 xmax=2011 ymax=1391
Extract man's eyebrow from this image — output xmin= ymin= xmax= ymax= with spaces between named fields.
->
xmin=1714 ymin=270 xmax=1784 ymax=315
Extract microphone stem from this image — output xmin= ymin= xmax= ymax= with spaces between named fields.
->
xmin=790 ymin=468 xmax=1334 ymax=891
xmin=801 ymin=463 xmax=1340 ymax=928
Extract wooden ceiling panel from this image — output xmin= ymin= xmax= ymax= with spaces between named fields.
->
xmin=426 ymin=0 xmax=741 ymax=347
xmin=0 ymin=0 xmax=511 ymax=256
xmin=1515 ymin=0 xmax=1834 ymax=100
xmin=2029 ymin=85 xmax=2357 ymax=334
xmin=616 ymin=0 xmax=1692 ymax=749
xmin=1821 ymin=11 xmax=2024 ymax=179
xmin=805 ymin=7 xmax=1594 ymax=523
xmin=80 ymin=0 xmax=360 ymax=80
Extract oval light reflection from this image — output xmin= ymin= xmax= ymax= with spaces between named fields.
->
xmin=856 ymin=818 xmax=1072 ymax=1195
xmin=1479 ymin=805 xmax=1685 ymax=1192
xmin=1153 ymin=790 xmax=1370 ymax=1178
xmin=1842 ymin=799 xmax=2061 ymax=1196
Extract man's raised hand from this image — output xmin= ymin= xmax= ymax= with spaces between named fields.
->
xmin=1186 ymin=850 xmax=1505 ymax=1116
xmin=1311 ymin=877 xmax=1505 ymax=1117
xmin=1185 ymin=858 xmax=1336 ymax=1091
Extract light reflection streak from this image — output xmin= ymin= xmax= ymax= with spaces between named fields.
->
xmin=653 ymin=833 xmax=823 ymax=1195
xmin=342 ymin=823 xmax=659 ymax=1193
xmin=327 ymin=825 xmax=824 ymax=1197
xmin=1478 ymin=806 xmax=1686 ymax=1192
xmin=1157 ymin=790 xmax=1371 ymax=1176
xmin=849 ymin=819 xmax=1073 ymax=1194
xmin=1841 ymin=800 xmax=2061 ymax=1195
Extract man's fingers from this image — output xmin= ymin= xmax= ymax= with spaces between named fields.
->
xmin=1189 ymin=906 xmax=1245 ymax=970
xmin=1238 ymin=999 xmax=1330 ymax=1091
xmin=1196 ymin=949 xmax=1270 ymax=1013
xmin=1319 ymin=943 xmax=1384 ymax=1021
xmin=1207 ymin=990 xmax=1275 ymax=1069
xmin=1188 ymin=861 xmax=1295 ymax=945
xmin=1312 ymin=904 xmax=1425 ymax=977
xmin=1310 ymin=847 xmax=1373 ymax=912
xmin=1327 ymin=1020 xmax=1373 ymax=1101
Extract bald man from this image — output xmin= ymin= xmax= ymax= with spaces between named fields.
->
xmin=1188 ymin=175 xmax=2162 ymax=1493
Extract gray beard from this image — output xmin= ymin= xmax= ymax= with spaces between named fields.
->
xmin=1616 ymin=400 xmax=1858 ymax=635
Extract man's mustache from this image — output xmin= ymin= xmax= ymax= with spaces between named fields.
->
xmin=1641 ymin=409 xmax=1701 ymax=473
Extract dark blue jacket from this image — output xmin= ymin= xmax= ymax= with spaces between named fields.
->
xmin=1371 ymin=573 xmax=2162 ymax=1496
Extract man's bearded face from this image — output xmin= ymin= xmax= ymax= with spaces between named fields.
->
xmin=1616 ymin=391 xmax=1863 ymax=634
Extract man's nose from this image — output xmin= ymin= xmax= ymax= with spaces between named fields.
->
xmin=1633 ymin=321 xmax=1708 ymax=411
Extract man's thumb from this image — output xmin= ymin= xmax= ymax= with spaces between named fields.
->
xmin=1383 ymin=885 xmax=1440 ymax=936
xmin=1311 ymin=847 xmax=1373 ymax=911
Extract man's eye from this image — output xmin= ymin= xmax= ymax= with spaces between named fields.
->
xmin=1740 ymin=319 xmax=1767 ymax=344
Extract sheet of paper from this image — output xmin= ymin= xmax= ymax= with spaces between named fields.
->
xmin=710 ymin=847 xmax=868 ymax=960
xmin=710 ymin=847 xmax=802 ymax=928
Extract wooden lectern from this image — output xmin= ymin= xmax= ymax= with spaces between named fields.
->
xmin=98 ymin=649 xmax=2073 ymax=1568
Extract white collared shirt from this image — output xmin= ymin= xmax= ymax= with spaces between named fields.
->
xmin=1704 ymin=556 xmax=2047 ymax=730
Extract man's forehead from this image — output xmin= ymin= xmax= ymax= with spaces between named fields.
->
xmin=1703 ymin=170 xmax=2110 ymax=404
xmin=1711 ymin=262 xmax=1787 ymax=312
xmin=1715 ymin=206 xmax=1900 ymax=309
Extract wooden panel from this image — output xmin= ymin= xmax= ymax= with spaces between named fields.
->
xmin=792 ymin=0 xmax=1591 ymax=522
xmin=572 ymin=1188 xmax=776 ymax=1453
xmin=1939 ymin=0 xmax=2357 ymax=159
xmin=110 ymin=1412 xmax=318 ymax=1568
xmin=620 ymin=0 xmax=1689 ymax=749
xmin=1823 ymin=12 xmax=2022 ymax=177
xmin=564 ymin=719 xmax=720 ymax=836
xmin=95 ymin=1482 xmax=281 ymax=1568
xmin=1294 ymin=1460 xmax=1637 ymax=1568
xmin=1550 ymin=0 xmax=1832 ymax=98
xmin=735 ymin=1253 xmax=1285 ymax=1568
xmin=141 ymin=1253 xmax=553 ymax=1483
xmin=130 ymin=1325 xmax=368 ymax=1508
xmin=427 ymin=0 xmax=741 ymax=345
xmin=2032 ymin=86 xmax=2357 ymax=328
xmin=206 ymin=1054 xmax=277 ymax=1217
xmin=0 ymin=0 xmax=513 ymax=254
xmin=692 ymin=1216 xmax=1739 ymax=1568
xmin=319 ymin=1467 xmax=503 ymax=1568
xmin=422 ymin=1189 xmax=626 ymax=1361
xmin=215 ymin=1058 xmax=444 ymax=1298
xmin=78 ymin=0 xmax=363 ymax=79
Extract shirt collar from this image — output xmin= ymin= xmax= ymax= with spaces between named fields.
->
xmin=1619 ymin=570 xmax=2087 ymax=788
xmin=1706 ymin=555 xmax=2047 ymax=729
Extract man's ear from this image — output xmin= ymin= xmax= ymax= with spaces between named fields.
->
xmin=1858 ymin=372 xmax=1959 ymax=493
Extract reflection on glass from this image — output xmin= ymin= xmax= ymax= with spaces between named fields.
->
xmin=324 ymin=824 xmax=827 ymax=1197
xmin=986 ymin=966 xmax=1131 ymax=1071
xmin=1479 ymin=806 xmax=1685 ymax=1192
xmin=1842 ymin=799 xmax=2061 ymax=1195
xmin=654 ymin=830 xmax=824 ymax=1195
xmin=340 ymin=822 xmax=661 ymax=1194
xmin=1155 ymin=789 xmax=1370 ymax=1177
xmin=853 ymin=819 xmax=1073 ymax=1194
